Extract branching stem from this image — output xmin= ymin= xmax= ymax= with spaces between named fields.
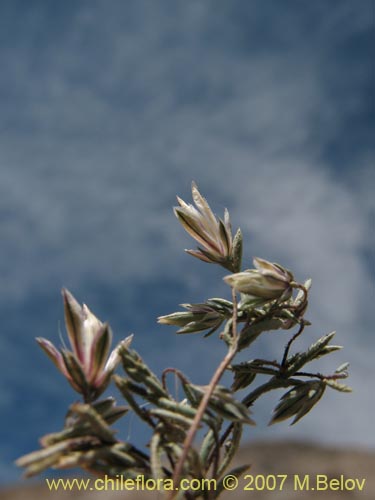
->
xmin=281 ymin=320 xmax=306 ymax=368
xmin=168 ymin=288 xmax=239 ymax=498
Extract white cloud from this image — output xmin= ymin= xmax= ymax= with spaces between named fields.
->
xmin=0 ymin=3 xmax=373 ymax=481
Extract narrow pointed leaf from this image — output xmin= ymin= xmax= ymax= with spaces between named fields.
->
xmin=286 ymin=332 xmax=337 ymax=375
xmin=61 ymin=349 xmax=87 ymax=393
xmin=200 ymin=429 xmax=217 ymax=468
xmin=231 ymin=227 xmax=243 ymax=272
xmin=150 ymin=408 xmax=195 ymax=428
xmin=191 ymin=181 xmax=217 ymax=229
xmin=325 ymin=379 xmax=352 ymax=392
xmin=71 ymin=403 xmax=116 ymax=443
xmin=217 ymin=422 xmax=243 ymax=477
xmin=36 ymin=338 xmax=69 ymax=378
xmin=62 ymin=288 xmax=84 ymax=361
xmin=218 ymin=218 xmax=231 ymax=255
xmin=150 ymin=432 xmax=164 ymax=481
xmin=88 ymin=324 xmax=112 ymax=383
xmin=335 ymin=362 xmax=350 ymax=374
xmin=291 ymin=384 xmax=326 ymax=424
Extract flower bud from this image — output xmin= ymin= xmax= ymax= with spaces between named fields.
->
xmin=224 ymin=257 xmax=293 ymax=301
xmin=174 ymin=182 xmax=241 ymax=271
xmin=36 ymin=289 xmax=133 ymax=401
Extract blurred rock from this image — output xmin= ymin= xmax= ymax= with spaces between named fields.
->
xmin=2 ymin=441 xmax=374 ymax=500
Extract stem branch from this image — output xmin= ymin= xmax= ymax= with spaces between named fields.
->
xmin=168 ymin=289 xmax=238 ymax=497
xmin=281 ymin=320 xmax=305 ymax=368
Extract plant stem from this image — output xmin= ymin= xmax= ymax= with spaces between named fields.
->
xmin=281 ymin=320 xmax=305 ymax=368
xmin=216 ymin=376 xmax=303 ymax=452
xmin=162 ymin=368 xmax=191 ymax=391
xmin=294 ymin=371 xmax=348 ymax=380
xmin=168 ymin=289 xmax=239 ymax=498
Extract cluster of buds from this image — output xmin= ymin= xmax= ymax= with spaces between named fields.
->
xmin=157 ymin=298 xmax=232 ymax=336
xmin=174 ymin=182 xmax=242 ymax=272
xmin=224 ymin=257 xmax=294 ymax=302
xmin=36 ymin=289 xmax=133 ymax=402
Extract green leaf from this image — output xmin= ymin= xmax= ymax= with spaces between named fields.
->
xmin=113 ymin=375 xmax=155 ymax=427
xmin=285 ymin=332 xmax=337 ymax=375
xmin=231 ymin=228 xmax=243 ymax=273
xmin=238 ymin=318 xmax=285 ymax=350
xmin=325 ymin=379 xmax=352 ymax=392
xmin=62 ymin=288 xmax=83 ymax=359
xmin=185 ymin=384 xmax=255 ymax=424
xmin=335 ymin=362 xmax=350 ymax=374
xmin=91 ymin=397 xmax=117 ymax=415
xmin=217 ymin=422 xmax=243 ymax=477
xmin=119 ymin=348 xmax=168 ymax=399
xmin=150 ymin=408 xmax=195 ymax=428
xmin=269 ymin=382 xmax=326 ymax=425
xmin=89 ymin=324 xmax=111 ymax=382
xmin=70 ymin=403 xmax=116 ymax=443
xmin=199 ymin=429 xmax=218 ymax=470
xmin=206 ymin=298 xmax=233 ymax=313
xmin=218 ymin=217 xmax=231 ymax=255
xmin=231 ymin=370 xmax=256 ymax=391
xmin=158 ymin=397 xmax=217 ymax=430
xmin=61 ymin=349 xmax=87 ymax=393
xmin=150 ymin=432 xmax=164 ymax=480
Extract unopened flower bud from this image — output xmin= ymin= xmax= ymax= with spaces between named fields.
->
xmin=36 ymin=288 xmax=133 ymax=401
xmin=224 ymin=257 xmax=293 ymax=301
xmin=174 ymin=182 xmax=241 ymax=271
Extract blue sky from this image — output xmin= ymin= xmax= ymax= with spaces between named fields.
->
xmin=1 ymin=0 xmax=374 ymax=484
